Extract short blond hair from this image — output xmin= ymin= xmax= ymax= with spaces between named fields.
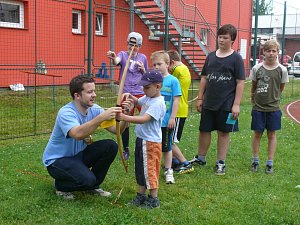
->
xmin=263 ymin=39 xmax=280 ymax=52
xmin=151 ymin=50 xmax=170 ymax=65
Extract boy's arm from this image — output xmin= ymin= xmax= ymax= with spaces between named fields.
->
xmin=117 ymin=113 xmax=152 ymax=124
xmin=197 ymin=76 xmax=207 ymax=113
xmin=280 ymin=83 xmax=286 ymax=92
xmin=231 ymin=79 xmax=245 ymax=119
xmin=168 ymin=96 xmax=180 ymax=129
xmin=251 ymin=80 xmax=257 ymax=104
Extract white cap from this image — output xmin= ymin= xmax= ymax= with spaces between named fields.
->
xmin=127 ymin=32 xmax=143 ymax=46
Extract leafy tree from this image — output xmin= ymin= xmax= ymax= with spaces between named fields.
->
xmin=253 ymin=0 xmax=273 ymax=15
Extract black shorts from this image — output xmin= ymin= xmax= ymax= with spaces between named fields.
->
xmin=173 ymin=117 xmax=186 ymax=143
xmin=199 ymin=108 xmax=239 ymax=132
xmin=161 ymin=127 xmax=174 ymax=152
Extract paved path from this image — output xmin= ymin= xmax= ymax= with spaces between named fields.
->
xmin=284 ymin=99 xmax=300 ymax=125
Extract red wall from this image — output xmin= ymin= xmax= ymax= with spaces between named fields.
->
xmin=0 ymin=0 xmax=252 ymax=87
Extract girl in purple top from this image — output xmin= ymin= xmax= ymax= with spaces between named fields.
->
xmin=107 ymin=32 xmax=148 ymax=160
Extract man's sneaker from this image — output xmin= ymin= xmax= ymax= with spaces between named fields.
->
xmin=216 ymin=162 xmax=226 ymax=175
xmin=86 ymin=188 xmax=112 ymax=197
xmin=265 ymin=165 xmax=274 ymax=174
xmin=127 ymin=193 xmax=147 ymax=206
xmin=123 ymin=148 xmax=130 ymax=160
xmin=55 ymin=190 xmax=75 ymax=200
xmin=174 ymin=163 xmax=194 ymax=174
xmin=140 ymin=195 xmax=160 ymax=209
xmin=164 ymin=168 xmax=175 ymax=184
xmin=251 ymin=162 xmax=259 ymax=172
xmin=189 ymin=155 xmax=207 ymax=166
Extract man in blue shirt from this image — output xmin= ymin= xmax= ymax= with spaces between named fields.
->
xmin=42 ymin=75 xmax=129 ymax=200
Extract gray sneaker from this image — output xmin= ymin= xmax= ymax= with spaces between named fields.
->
xmin=189 ymin=155 xmax=207 ymax=166
xmin=55 ymin=190 xmax=75 ymax=200
xmin=265 ymin=165 xmax=274 ymax=174
xmin=140 ymin=195 xmax=160 ymax=209
xmin=251 ymin=162 xmax=259 ymax=172
xmin=127 ymin=193 xmax=147 ymax=206
xmin=216 ymin=162 xmax=226 ymax=175
xmin=86 ymin=188 xmax=111 ymax=197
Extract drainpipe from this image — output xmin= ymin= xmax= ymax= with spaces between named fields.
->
xmin=130 ymin=0 xmax=134 ymax=32
xmin=253 ymin=0 xmax=259 ymax=67
xmin=164 ymin=0 xmax=169 ymax=50
xmin=87 ymin=0 xmax=93 ymax=76
xmin=216 ymin=0 xmax=221 ymax=49
xmin=281 ymin=1 xmax=286 ymax=65
xmin=110 ymin=0 xmax=115 ymax=82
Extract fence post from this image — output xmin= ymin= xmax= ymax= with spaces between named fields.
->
xmin=87 ymin=0 xmax=93 ymax=76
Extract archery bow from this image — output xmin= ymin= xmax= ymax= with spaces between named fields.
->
xmin=115 ymin=45 xmax=135 ymax=172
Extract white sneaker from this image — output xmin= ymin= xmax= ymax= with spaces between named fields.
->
xmin=87 ymin=188 xmax=112 ymax=197
xmin=165 ymin=168 xmax=175 ymax=184
xmin=55 ymin=190 xmax=75 ymax=200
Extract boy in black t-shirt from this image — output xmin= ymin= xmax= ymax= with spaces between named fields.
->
xmin=190 ymin=24 xmax=245 ymax=175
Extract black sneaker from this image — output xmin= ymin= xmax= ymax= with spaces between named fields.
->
xmin=265 ymin=165 xmax=274 ymax=174
xmin=174 ymin=163 xmax=194 ymax=174
xmin=189 ymin=155 xmax=207 ymax=166
xmin=216 ymin=162 xmax=226 ymax=175
xmin=140 ymin=195 xmax=160 ymax=209
xmin=251 ymin=162 xmax=259 ymax=172
xmin=127 ymin=193 xmax=147 ymax=206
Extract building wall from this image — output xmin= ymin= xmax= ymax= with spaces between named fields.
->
xmin=0 ymin=0 xmax=252 ymax=87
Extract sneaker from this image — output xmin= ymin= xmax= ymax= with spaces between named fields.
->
xmin=265 ymin=165 xmax=274 ymax=174
xmin=251 ymin=162 xmax=259 ymax=172
xmin=127 ymin=193 xmax=147 ymax=206
xmin=55 ymin=190 xmax=75 ymax=200
xmin=140 ymin=195 xmax=160 ymax=209
xmin=189 ymin=155 xmax=207 ymax=166
xmin=123 ymin=148 xmax=130 ymax=160
xmin=216 ymin=162 xmax=226 ymax=175
xmin=174 ymin=163 xmax=194 ymax=174
xmin=164 ymin=168 xmax=175 ymax=184
xmin=86 ymin=188 xmax=112 ymax=197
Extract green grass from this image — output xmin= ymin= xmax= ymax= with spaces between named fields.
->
xmin=1 ymin=80 xmax=300 ymax=224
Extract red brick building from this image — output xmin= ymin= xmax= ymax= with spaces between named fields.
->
xmin=0 ymin=0 xmax=253 ymax=87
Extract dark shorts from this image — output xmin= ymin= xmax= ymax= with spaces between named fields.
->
xmin=199 ymin=108 xmax=239 ymax=132
xmin=134 ymin=137 xmax=162 ymax=189
xmin=173 ymin=117 xmax=186 ymax=143
xmin=251 ymin=110 xmax=282 ymax=132
xmin=161 ymin=127 xmax=174 ymax=152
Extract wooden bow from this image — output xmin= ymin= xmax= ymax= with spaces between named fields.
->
xmin=115 ymin=45 xmax=135 ymax=172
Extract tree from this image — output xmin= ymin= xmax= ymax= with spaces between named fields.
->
xmin=253 ymin=0 xmax=273 ymax=15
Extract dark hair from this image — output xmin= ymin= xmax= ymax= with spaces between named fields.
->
xmin=167 ymin=50 xmax=181 ymax=61
xmin=69 ymin=75 xmax=95 ymax=99
xmin=217 ymin=24 xmax=237 ymax=42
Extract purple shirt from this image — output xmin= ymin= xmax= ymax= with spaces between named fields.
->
xmin=117 ymin=51 xmax=148 ymax=95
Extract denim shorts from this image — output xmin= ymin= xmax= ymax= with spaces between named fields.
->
xmin=251 ymin=110 xmax=282 ymax=132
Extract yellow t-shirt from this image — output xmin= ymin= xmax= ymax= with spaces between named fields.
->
xmin=171 ymin=64 xmax=191 ymax=117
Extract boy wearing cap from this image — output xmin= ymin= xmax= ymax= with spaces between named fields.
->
xmin=116 ymin=70 xmax=166 ymax=209
xmin=151 ymin=50 xmax=181 ymax=184
xmin=107 ymin=32 xmax=148 ymax=160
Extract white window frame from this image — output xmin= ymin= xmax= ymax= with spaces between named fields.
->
xmin=95 ymin=13 xmax=103 ymax=36
xmin=72 ymin=10 xmax=82 ymax=34
xmin=0 ymin=0 xmax=24 ymax=29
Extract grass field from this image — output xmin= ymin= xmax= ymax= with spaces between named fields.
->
xmin=0 ymin=79 xmax=300 ymax=224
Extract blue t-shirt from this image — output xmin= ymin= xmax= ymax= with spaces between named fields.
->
xmin=135 ymin=95 xmax=166 ymax=142
xmin=42 ymin=102 xmax=104 ymax=166
xmin=160 ymin=74 xmax=182 ymax=127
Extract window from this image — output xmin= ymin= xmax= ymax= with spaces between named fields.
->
xmin=72 ymin=10 xmax=82 ymax=34
xmin=201 ymin=28 xmax=208 ymax=45
xmin=0 ymin=0 xmax=24 ymax=29
xmin=95 ymin=13 xmax=103 ymax=35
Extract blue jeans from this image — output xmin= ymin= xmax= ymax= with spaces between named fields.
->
xmin=47 ymin=139 xmax=118 ymax=192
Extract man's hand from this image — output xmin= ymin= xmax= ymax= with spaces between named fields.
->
xmin=196 ymin=99 xmax=203 ymax=113
xmin=101 ymin=107 xmax=122 ymax=121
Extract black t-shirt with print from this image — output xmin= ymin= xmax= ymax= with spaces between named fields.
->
xmin=201 ymin=51 xmax=245 ymax=111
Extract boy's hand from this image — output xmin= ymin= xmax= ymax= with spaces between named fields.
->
xmin=136 ymin=61 xmax=145 ymax=74
xmin=231 ymin=104 xmax=240 ymax=120
xmin=168 ymin=117 xmax=176 ymax=129
xmin=196 ymin=99 xmax=203 ymax=113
